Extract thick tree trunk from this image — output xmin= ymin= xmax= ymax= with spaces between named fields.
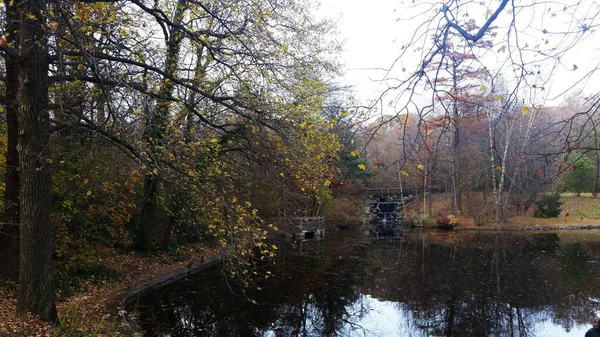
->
xmin=15 ymin=0 xmax=57 ymax=323
xmin=0 ymin=2 xmax=20 ymax=278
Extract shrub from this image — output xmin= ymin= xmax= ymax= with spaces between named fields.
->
xmin=436 ymin=214 xmax=459 ymax=228
xmin=533 ymin=193 xmax=563 ymax=218
xmin=411 ymin=215 xmax=436 ymax=228
xmin=436 ymin=215 xmax=450 ymax=226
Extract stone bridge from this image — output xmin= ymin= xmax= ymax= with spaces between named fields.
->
xmin=365 ymin=188 xmax=420 ymax=199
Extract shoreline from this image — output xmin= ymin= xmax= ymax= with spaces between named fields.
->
xmin=122 ymin=252 xmax=223 ymax=310
xmin=0 ymin=245 xmax=222 ymax=336
xmin=453 ymin=224 xmax=600 ymax=231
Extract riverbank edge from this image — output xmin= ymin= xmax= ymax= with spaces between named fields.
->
xmin=121 ymin=251 xmax=224 ymax=310
xmin=119 ymin=252 xmax=225 ymax=335
xmin=453 ymin=224 xmax=600 ymax=231
xmin=0 ymin=246 xmax=225 ymax=336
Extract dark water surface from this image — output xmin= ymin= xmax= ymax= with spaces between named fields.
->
xmin=127 ymin=230 xmax=600 ymax=337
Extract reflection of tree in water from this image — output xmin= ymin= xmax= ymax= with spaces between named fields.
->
xmin=131 ymin=232 xmax=600 ymax=336
xmin=132 ymin=245 xmax=369 ymax=337
xmin=363 ymin=232 xmax=600 ymax=337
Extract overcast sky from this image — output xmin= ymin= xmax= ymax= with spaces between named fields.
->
xmin=317 ymin=0 xmax=600 ymax=114
xmin=318 ymin=0 xmax=405 ymax=105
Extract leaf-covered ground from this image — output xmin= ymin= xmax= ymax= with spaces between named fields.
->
xmin=0 ymin=245 xmax=218 ymax=336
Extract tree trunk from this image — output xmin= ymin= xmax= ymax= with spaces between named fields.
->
xmin=488 ymin=113 xmax=502 ymax=224
xmin=15 ymin=0 xmax=57 ymax=323
xmin=451 ymin=63 xmax=462 ymax=215
xmin=594 ymin=146 xmax=599 ymax=198
xmin=495 ymin=119 xmax=513 ymax=224
xmin=161 ymin=196 xmax=180 ymax=247
xmin=137 ymin=174 xmax=159 ymax=250
xmin=0 ymin=2 xmax=20 ymax=278
xmin=95 ymin=84 xmax=107 ymax=125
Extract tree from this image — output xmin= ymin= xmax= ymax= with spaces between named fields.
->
xmin=1 ymin=0 xmax=341 ymax=322
xmin=426 ymin=23 xmax=493 ymax=215
xmin=135 ymin=0 xmax=188 ymax=251
xmin=563 ymin=154 xmax=595 ymax=196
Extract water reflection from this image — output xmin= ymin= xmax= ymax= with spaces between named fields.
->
xmin=128 ymin=231 xmax=600 ymax=336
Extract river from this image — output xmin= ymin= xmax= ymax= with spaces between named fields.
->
xmin=127 ymin=230 xmax=600 ymax=336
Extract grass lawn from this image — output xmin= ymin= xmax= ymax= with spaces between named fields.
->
xmin=508 ymin=194 xmax=600 ymax=227
xmin=416 ymin=193 xmax=600 ymax=228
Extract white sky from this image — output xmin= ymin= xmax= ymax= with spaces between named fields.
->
xmin=318 ymin=0 xmax=407 ymax=106
xmin=317 ymin=0 xmax=600 ymax=114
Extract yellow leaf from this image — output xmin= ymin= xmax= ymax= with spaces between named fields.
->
xmin=357 ymin=163 xmax=366 ymax=170
xmin=495 ymin=95 xmax=504 ymax=101
xmin=279 ymin=172 xmax=284 ymax=177
xmin=521 ymin=106 xmax=530 ymax=114
xmin=131 ymin=170 xmax=141 ymax=180
xmin=417 ymin=164 xmax=424 ymax=171
xmin=426 ymin=129 xmax=433 ymax=136
xmin=401 ymin=171 xmax=409 ymax=177
xmin=480 ymin=85 xmax=488 ymax=92
xmin=495 ymin=166 xmax=503 ymax=171
xmin=324 ymin=179 xmax=331 ymax=187
xmin=497 ymin=45 xmax=507 ymax=53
